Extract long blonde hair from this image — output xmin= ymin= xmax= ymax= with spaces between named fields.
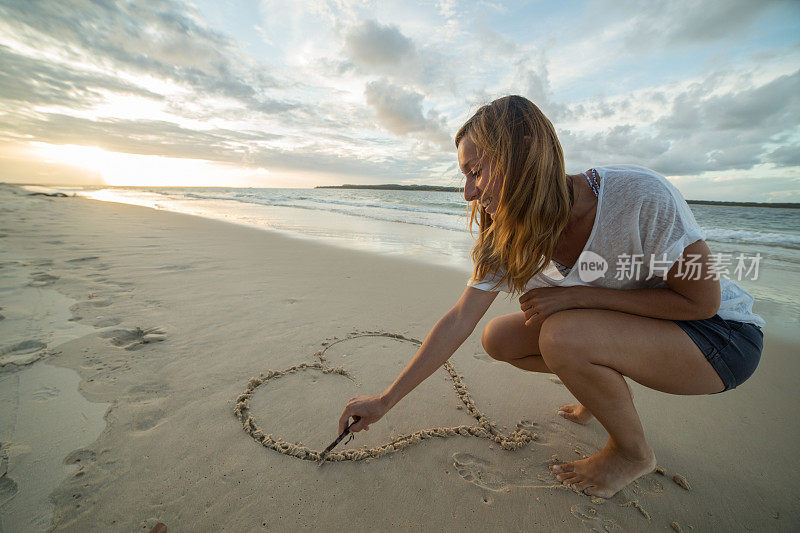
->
xmin=456 ymin=95 xmax=573 ymax=294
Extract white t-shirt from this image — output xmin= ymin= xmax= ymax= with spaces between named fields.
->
xmin=467 ymin=165 xmax=765 ymax=328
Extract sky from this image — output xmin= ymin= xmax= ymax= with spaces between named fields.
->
xmin=0 ymin=0 xmax=799 ymax=202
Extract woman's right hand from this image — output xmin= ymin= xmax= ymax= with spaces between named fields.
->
xmin=338 ymin=394 xmax=389 ymax=434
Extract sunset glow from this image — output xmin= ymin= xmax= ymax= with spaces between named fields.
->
xmin=28 ymin=143 xmax=275 ymax=188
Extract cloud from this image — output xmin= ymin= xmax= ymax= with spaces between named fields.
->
xmin=364 ymin=79 xmax=450 ymax=148
xmin=338 ymin=19 xmax=452 ymax=92
xmin=0 ymin=45 xmax=163 ymax=108
xmin=590 ymin=0 xmax=789 ymax=49
xmin=437 ymin=0 xmax=457 ymax=18
xmin=514 ymin=59 xmax=571 ymax=123
xmin=556 ymin=69 xmax=800 ymax=177
xmin=765 ymin=144 xmax=800 ymax=168
xmin=364 ymin=80 xmax=428 ymax=134
xmin=656 ymin=70 xmax=800 ymax=133
xmin=344 ymin=20 xmax=415 ymax=67
xmin=0 ymin=0 xmax=289 ymax=115
xmin=0 ymin=109 xmax=434 ymax=184
xmin=0 ymin=111 xmax=278 ymax=162
xmin=652 ymin=70 xmax=800 ymax=173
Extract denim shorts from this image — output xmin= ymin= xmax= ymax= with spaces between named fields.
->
xmin=672 ymin=314 xmax=764 ymax=393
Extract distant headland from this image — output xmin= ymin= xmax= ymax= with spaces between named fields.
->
xmin=316 ymin=184 xmax=800 ymax=209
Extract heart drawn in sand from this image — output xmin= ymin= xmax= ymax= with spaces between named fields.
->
xmin=233 ymin=330 xmax=539 ymax=463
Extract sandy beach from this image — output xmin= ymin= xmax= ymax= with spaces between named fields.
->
xmin=1 ymin=184 xmax=799 ymax=532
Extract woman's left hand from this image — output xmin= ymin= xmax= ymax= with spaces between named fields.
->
xmin=519 ymin=287 xmax=582 ymax=326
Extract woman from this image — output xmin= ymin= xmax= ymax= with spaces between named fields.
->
xmin=337 ymin=95 xmax=764 ymax=499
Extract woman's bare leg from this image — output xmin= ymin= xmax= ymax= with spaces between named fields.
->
xmin=538 ymin=308 xmax=725 ymax=498
xmin=481 ymin=311 xmax=632 ymax=423
xmin=559 ymin=381 xmax=633 ymax=424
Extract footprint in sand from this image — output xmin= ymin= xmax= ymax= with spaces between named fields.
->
xmin=125 ymin=380 xmax=170 ymax=400
xmin=69 ymin=298 xmax=114 ymax=321
xmin=64 ymin=448 xmax=96 ymax=466
xmin=0 ymin=473 xmax=18 ymax=506
xmin=61 ymin=446 xmax=117 ymax=479
xmin=0 ymin=340 xmax=47 ymax=369
xmin=130 ymin=402 xmax=169 ymax=432
xmin=32 ymin=385 xmax=60 ymax=401
xmin=58 ymin=446 xmax=109 ymax=504
xmin=1 ymin=340 xmax=46 ymax=357
xmin=451 ymin=451 xmax=565 ymax=493
xmin=570 ymin=503 xmax=623 ymax=531
xmin=28 ymin=273 xmax=59 ymax=287
xmin=0 ymin=445 xmax=16 ymax=504
xmin=531 ymin=417 xmax=590 ymax=449
xmin=452 ymin=453 xmax=513 ymax=491
xmin=93 ymin=316 xmax=122 ymax=327
xmin=100 ymin=327 xmax=166 ymax=350
xmin=472 ymin=351 xmax=494 ymax=362
xmin=449 ymin=402 xmax=664 ymax=527
xmin=630 ymin=475 xmax=665 ymax=495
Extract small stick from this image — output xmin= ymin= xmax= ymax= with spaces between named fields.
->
xmin=318 ymin=416 xmax=361 ymax=465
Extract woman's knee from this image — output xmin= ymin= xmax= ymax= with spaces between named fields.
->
xmin=539 ymin=310 xmax=590 ymax=369
xmin=482 ymin=313 xmax=541 ymax=362
xmin=481 ymin=317 xmax=510 ymax=361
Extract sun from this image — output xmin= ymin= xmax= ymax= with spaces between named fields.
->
xmin=27 ymin=142 xmax=274 ymax=187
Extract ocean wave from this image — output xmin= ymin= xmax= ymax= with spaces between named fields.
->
xmin=174 ymin=190 xmax=468 ymax=217
xmin=293 ymin=195 xmax=466 ymax=216
xmin=704 ymin=227 xmax=800 ymax=249
xmin=266 ymin=202 xmax=469 ymax=233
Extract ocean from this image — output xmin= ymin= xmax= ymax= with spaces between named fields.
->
xmin=38 ymin=185 xmax=800 ymax=308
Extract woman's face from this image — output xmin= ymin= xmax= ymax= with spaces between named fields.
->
xmin=458 ymin=136 xmax=502 ymax=219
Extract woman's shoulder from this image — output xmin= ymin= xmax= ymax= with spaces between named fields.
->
xmin=598 ymin=165 xmax=701 ymax=233
xmin=597 ymin=164 xmax=678 ymax=199
xmin=597 ymin=164 xmax=666 ymax=182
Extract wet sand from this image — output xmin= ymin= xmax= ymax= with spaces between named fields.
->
xmin=1 ymin=184 xmax=798 ymax=531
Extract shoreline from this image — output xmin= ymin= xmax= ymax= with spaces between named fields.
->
xmin=10 ymin=181 xmax=800 ymax=208
xmin=315 ymin=184 xmax=800 ymax=209
xmin=1 ymin=185 xmax=798 ymax=530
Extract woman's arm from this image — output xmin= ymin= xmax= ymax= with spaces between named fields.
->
xmin=380 ymin=286 xmax=498 ymax=409
xmin=520 ymin=240 xmax=721 ymax=324
xmin=337 ymin=286 xmax=498 ymax=433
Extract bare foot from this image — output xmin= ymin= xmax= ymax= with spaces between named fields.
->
xmin=558 ymin=403 xmax=594 ymax=424
xmin=551 ymin=442 xmax=657 ymax=499
xmin=558 ymin=380 xmax=634 ymax=425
